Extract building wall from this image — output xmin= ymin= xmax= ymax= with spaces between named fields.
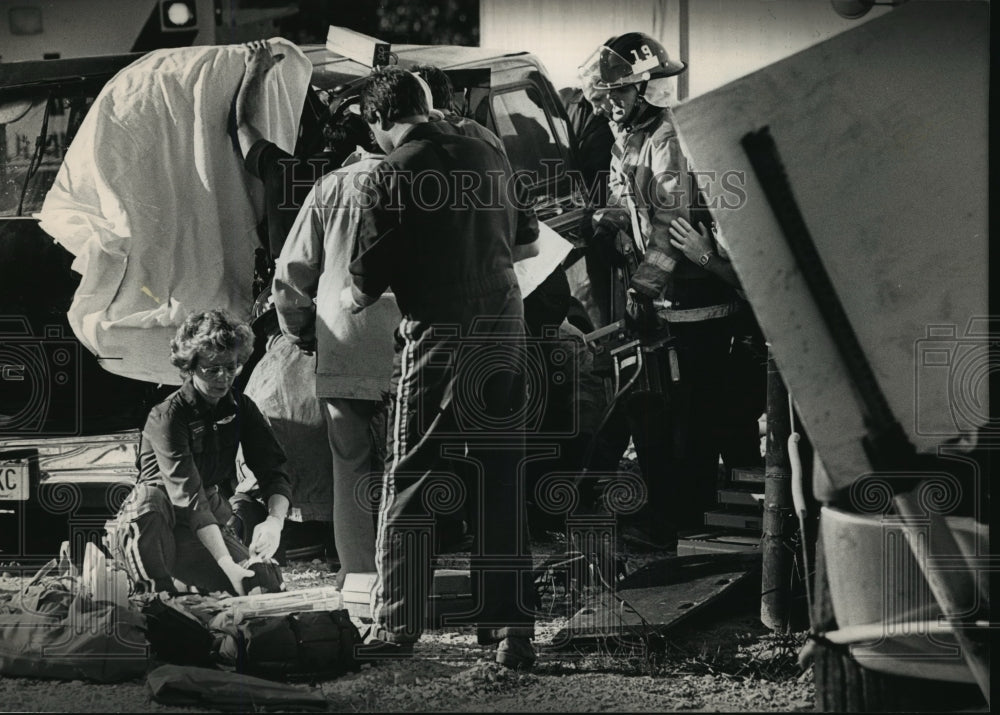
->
xmin=0 ymin=0 xmax=217 ymax=62
xmin=685 ymin=0 xmax=889 ymax=97
xmin=479 ymin=0 xmax=889 ymax=97
xmin=0 ymin=0 xmax=301 ymax=62
xmin=479 ymin=0 xmax=677 ymax=93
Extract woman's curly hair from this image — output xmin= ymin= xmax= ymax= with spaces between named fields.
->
xmin=170 ymin=309 xmax=253 ymax=375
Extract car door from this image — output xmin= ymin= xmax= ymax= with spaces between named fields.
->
xmin=454 ymin=60 xmax=599 ymax=332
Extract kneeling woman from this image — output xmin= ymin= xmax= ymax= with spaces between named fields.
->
xmin=112 ymin=310 xmax=292 ymax=595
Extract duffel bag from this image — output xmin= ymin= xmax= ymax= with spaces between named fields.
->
xmin=219 ymin=609 xmax=362 ymax=681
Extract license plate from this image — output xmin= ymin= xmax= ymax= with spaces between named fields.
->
xmin=0 ymin=457 xmax=29 ymax=500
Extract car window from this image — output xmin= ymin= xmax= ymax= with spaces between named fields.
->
xmin=1 ymin=95 xmax=92 ymax=217
xmin=491 ymin=86 xmax=564 ymax=186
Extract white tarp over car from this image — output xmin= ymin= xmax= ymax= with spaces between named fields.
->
xmin=36 ymin=40 xmax=312 ymax=385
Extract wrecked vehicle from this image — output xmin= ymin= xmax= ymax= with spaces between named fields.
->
xmin=0 ymin=39 xmax=598 ymax=557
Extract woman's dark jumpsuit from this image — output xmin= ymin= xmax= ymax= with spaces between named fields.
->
xmin=110 ymin=380 xmax=293 ymax=594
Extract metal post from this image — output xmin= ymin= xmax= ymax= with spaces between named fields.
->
xmin=677 ymin=0 xmax=690 ymax=101
xmin=761 ymin=347 xmax=794 ymax=632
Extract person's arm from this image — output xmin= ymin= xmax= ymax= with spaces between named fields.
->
xmin=235 ymin=40 xmax=281 ymax=160
xmin=272 ymin=184 xmax=323 ymax=351
xmin=145 ymin=406 xmax=218 ymax=534
xmin=194 ymin=524 xmax=232 ymax=561
xmin=195 ymin=523 xmax=253 ymax=595
xmin=238 ymin=395 xmax=294 ymax=560
xmin=630 ymin=132 xmax=690 ymax=299
xmin=578 ymin=120 xmax=615 ymax=208
xmin=239 ymin=395 xmax=294 ymax=509
xmin=500 ymin=148 xmax=539 ymax=252
xmin=249 ymin=494 xmax=290 ymax=561
xmin=668 ymin=217 xmax=742 ymax=289
xmin=512 ymin=173 xmax=540 ymax=250
xmin=346 ymin=165 xmax=403 ymax=313
xmin=513 ymin=241 xmax=540 ymax=262
xmin=606 ymin=138 xmax=627 ymax=208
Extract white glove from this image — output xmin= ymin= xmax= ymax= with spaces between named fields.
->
xmin=249 ymin=515 xmax=284 ymax=560
xmin=217 ymin=555 xmax=254 ymax=596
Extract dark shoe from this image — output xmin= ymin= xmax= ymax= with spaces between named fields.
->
xmin=495 ymin=636 xmax=536 ymax=670
xmin=355 ymin=636 xmax=414 ymax=661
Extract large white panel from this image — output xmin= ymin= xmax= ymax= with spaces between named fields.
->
xmin=672 ymin=1 xmax=988 ymax=494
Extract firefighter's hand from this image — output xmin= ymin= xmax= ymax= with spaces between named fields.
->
xmin=249 ymin=515 xmax=283 ymax=561
xmin=290 ymin=334 xmax=316 ymax=355
xmin=625 ymin=289 xmax=657 ymax=335
xmin=590 ymin=224 xmax=627 ymax=268
xmin=592 ymin=207 xmax=630 ymax=234
xmin=217 ymin=555 xmax=254 ymax=597
xmin=591 ymin=208 xmax=631 ymax=267
xmin=668 ymin=217 xmax=715 ymax=265
xmin=297 ymin=341 xmax=316 ymax=356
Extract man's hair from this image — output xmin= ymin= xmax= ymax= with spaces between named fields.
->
xmin=360 ymin=68 xmax=429 ymax=125
xmin=412 ymin=64 xmax=454 ymax=112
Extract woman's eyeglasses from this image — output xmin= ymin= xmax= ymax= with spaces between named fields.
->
xmin=196 ymin=362 xmax=244 ymax=379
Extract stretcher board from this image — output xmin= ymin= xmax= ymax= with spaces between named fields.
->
xmin=341 ymin=569 xmax=472 ymax=627
xmin=550 ymin=552 xmax=759 ymax=650
xmin=671 ymin=1 xmax=988 ymax=498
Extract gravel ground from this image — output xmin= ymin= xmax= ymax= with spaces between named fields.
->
xmin=0 ymin=549 xmax=815 ymax=713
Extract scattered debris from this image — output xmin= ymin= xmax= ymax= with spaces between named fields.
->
xmin=0 ymin=553 xmax=812 ymax=711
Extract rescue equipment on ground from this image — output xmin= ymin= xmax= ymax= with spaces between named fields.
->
xmin=140 ymin=585 xmax=361 ymax=681
xmin=0 ymin=541 xmax=147 ymax=682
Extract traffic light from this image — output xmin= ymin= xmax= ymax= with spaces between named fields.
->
xmin=160 ymin=0 xmax=198 ymax=32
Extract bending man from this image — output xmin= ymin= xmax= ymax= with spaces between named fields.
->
xmin=343 ymin=68 xmax=539 ymax=669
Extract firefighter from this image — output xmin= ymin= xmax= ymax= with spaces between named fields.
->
xmin=580 ymin=32 xmax=742 ymax=550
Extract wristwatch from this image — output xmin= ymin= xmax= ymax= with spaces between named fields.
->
xmin=698 ymin=251 xmax=714 ymax=266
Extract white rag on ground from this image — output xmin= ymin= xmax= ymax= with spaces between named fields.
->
xmin=36 ymin=40 xmax=312 ymax=385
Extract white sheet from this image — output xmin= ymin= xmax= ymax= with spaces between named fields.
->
xmin=37 ymin=39 xmax=312 ymax=385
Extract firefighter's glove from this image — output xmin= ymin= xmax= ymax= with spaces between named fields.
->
xmin=591 ymin=208 xmax=631 ymax=267
xmin=592 ymin=207 xmax=630 ymax=233
xmin=217 ymin=555 xmax=254 ymax=597
xmin=625 ymin=289 xmax=658 ymax=336
xmin=249 ymin=515 xmax=284 ymax=561
xmin=293 ymin=335 xmax=317 ymax=356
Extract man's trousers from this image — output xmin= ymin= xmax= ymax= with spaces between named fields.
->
xmin=370 ymin=306 xmax=536 ymax=645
